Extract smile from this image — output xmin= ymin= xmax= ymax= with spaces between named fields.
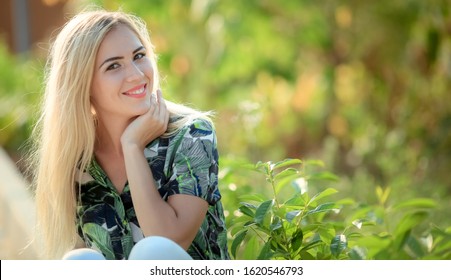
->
xmin=124 ymin=84 xmax=147 ymax=98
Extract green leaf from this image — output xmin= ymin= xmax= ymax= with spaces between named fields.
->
xmin=405 ymin=235 xmax=426 ymax=259
xmin=229 ymin=216 xmax=251 ymax=235
xmin=348 ymin=246 xmax=367 ymax=260
xmin=394 ymin=211 xmax=429 ymax=249
xmin=257 ymin=238 xmax=273 ymax=260
xmin=300 ymin=239 xmax=323 ymax=252
xmin=274 ymin=172 xmax=303 ymax=194
xmin=392 ymin=198 xmax=437 ymax=210
xmin=270 ymin=216 xmax=283 ymax=231
xmin=240 ymin=202 xmax=257 ymax=209
xmin=303 ymin=159 xmax=325 ymax=167
xmin=355 ymin=235 xmax=391 ymax=259
xmin=271 ymin=158 xmax=302 ymax=171
xmin=231 ymin=229 xmax=248 ymax=258
xmin=244 ymin=221 xmax=256 ymax=227
xmin=255 ymin=161 xmax=271 ymax=174
xmin=254 ymin=199 xmax=274 ymax=225
xmin=300 ymin=251 xmax=315 ymax=260
xmin=376 ymin=186 xmax=391 ymax=205
xmin=274 ymin=168 xmax=299 ymax=181
xmin=239 ymin=203 xmax=256 ymax=218
xmin=430 ymin=225 xmax=451 ymax=255
xmin=318 ymin=226 xmax=336 ymax=244
xmin=394 ymin=211 xmax=429 ymax=237
xmin=270 ymin=237 xmax=280 ymax=250
xmin=330 ymin=234 xmax=348 ymax=257
xmin=300 ymin=223 xmax=322 ymax=235
xmin=309 ymin=188 xmax=339 ymax=204
xmin=286 ymin=210 xmax=301 ymax=223
xmin=291 ymin=228 xmax=304 ymax=252
xmin=285 ymin=195 xmax=306 ymax=208
xmin=243 ymin=235 xmax=260 ymax=260
xmin=346 ymin=232 xmax=364 ymax=240
xmin=305 ymin=202 xmax=340 ymax=216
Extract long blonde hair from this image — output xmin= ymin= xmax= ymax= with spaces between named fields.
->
xmin=29 ymin=9 xmax=211 ymax=259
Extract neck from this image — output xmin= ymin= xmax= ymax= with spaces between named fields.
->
xmin=94 ymin=114 xmax=132 ymax=158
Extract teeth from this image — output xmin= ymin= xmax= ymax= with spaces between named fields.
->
xmin=128 ymin=87 xmax=145 ymax=95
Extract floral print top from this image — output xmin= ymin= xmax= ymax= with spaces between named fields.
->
xmin=76 ymin=118 xmax=230 ymax=260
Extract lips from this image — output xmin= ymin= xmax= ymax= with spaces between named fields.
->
xmin=123 ymin=83 xmax=147 ymax=98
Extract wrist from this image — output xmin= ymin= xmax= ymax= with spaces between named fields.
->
xmin=121 ymin=138 xmax=142 ymax=154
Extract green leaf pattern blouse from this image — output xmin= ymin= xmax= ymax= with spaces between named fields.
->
xmin=76 ymin=118 xmax=230 ymax=260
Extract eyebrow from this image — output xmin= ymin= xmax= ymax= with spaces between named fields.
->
xmin=98 ymin=46 xmax=145 ymax=69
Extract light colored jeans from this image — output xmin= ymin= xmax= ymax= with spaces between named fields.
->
xmin=62 ymin=236 xmax=193 ymax=260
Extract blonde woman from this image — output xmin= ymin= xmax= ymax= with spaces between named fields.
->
xmin=29 ymin=9 xmax=229 ymax=260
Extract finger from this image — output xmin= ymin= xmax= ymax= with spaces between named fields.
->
xmin=151 ymin=91 xmax=158 ymax=105
xmin=156 ymin=89 xmax=163 ymax=104
xmin=164 ymin=107 xmax=170 ymax=126
xmin=156 ymin=89 xmax=167 ymax=119
xmin=150 ymin=92 xmax=159 ymax=117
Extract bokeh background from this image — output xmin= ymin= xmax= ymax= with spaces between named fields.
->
xmin=0 ymin=0 xmax=450 ymax=259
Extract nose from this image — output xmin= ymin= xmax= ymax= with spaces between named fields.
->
xmin=125 ymin=62 xmax=145 ymax=82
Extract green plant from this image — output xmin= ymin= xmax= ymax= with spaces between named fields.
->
xmin=225 ymin=158 xmax=451 ymax=260
xmin=228 ymin=158 xmax=351 ymax=260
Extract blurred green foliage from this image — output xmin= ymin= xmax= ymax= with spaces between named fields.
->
xmin=0 ymin=42 xmax=42 ymax=163
xmin=0 ymin=0 xmax=449 ymax=259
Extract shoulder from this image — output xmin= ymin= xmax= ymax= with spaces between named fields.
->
xmin=186 ymin=118 xmax=216 ymax=139
xmin=167 ymin=118 xmax=217 ymax=159
xmin=168 ymin=116 xmax=216 ymax=141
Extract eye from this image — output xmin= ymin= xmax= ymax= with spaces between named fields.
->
xmin=106 ymin=63 xmax=120 ymax=71
xmin=134 ymin=52 xmax=146 ymax=60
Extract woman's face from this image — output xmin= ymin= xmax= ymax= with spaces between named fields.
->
xmin=91 ymin=24 xmax=154 ymax=121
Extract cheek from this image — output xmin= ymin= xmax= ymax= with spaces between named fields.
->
xmin=140 ymin=58 xmax=155 ymax=79
xmin=90 ymin=82 xmax=105 ymax=106
xmin=90 ymin=80 xmax=112 ymax=108
xmin=92 ymin=74 xmax=121 ymax=98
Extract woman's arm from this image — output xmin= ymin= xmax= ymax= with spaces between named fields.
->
xmin=122 ymin=143 xmax=208 ymax=249
xmin=120 ymin=90 xmax=208 ymax=249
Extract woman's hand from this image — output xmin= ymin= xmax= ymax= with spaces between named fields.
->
xmin=120 ymin=89 xmax=169 ymax=150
